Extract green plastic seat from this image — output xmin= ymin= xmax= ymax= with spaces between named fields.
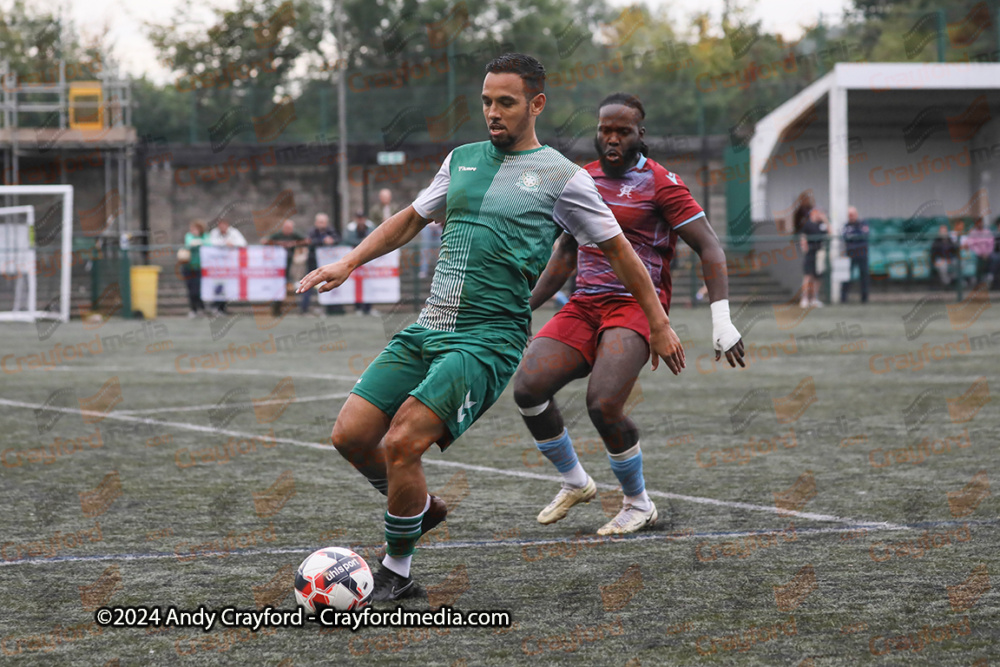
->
xmin=868 ymin=247 xmax=888 ymax=275
xmin=910 ymin=249 xmax=931 ymax=279
xmin=960 ymin=249 xmax=978 ymax=278
xmin=885 ymin=247 xmax=908 ymax=279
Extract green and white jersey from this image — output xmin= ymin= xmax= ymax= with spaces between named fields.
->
xmin=412 ymin=141 xmax=621 ymax=342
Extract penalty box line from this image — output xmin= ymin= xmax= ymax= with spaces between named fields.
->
xmin=0 ymin=397 xmax=905 ymax=531
xmin=2 ymin=519 xmax=986 ymax=569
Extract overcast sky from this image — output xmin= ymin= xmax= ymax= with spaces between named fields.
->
xmin=58 ymin=0 xmax=852 ymax=83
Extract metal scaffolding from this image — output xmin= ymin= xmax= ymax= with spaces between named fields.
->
xmin=0 ymin=57 xmax=135 ymax=238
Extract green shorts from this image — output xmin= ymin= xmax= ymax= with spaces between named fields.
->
xmin=351 ymin=323 xmax=523 ymax=448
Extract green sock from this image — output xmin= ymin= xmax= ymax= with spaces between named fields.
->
xmin=384 ymin=510 xmax=424 ymax=558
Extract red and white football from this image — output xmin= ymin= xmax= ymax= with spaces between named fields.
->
xmin=294 ymin=547 xmax=374 ymax=612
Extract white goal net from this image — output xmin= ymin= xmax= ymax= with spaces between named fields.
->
xmin=0 ymin=185 xmax=73 ymax=323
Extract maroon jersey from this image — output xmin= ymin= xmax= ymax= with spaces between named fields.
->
xmin=576 ymin=155 xmax=705 ymax=308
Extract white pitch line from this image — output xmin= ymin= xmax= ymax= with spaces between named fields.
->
xmin=428 ymin=459 xmax=907 ymax=530
xmin=0 ymin=398 xmax=335 ymax=450
xmin=116 ymin=393 xmax=351 ymax=415
xmin=0 ymin=520 xmax=936 ymax=569
xmin=0 ymin=397 xmax=906 ymax=530
xmin=37 ymin=365 xmax=362 ymax=382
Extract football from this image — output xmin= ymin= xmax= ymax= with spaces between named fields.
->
xmin=294 ymin=547 xmax=374 ymax=612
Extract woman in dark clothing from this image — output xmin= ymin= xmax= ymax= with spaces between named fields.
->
xmin=181 ymin=220 xmax=208 ymax=317
xmin=791 ymin=192 xmax=818 ymax=307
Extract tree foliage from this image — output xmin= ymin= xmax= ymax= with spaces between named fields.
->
xmin=7 ymin=0 xmax=993 ymax=145
xmin=0 ymin=1 xmax=103 ymax=82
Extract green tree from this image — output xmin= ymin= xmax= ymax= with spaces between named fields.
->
xmin=843 ymin=0 xmax=997 ymax=63
xmin=0 ymin=1 xmax=99 ymax=79
xmin=146 ymin=0 xmax=324 ymax=142
xmin=0 ymin=2 xmax=107 ymax=128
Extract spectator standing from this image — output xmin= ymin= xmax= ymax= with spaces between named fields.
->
xmin=798 ymin=207 xmax=828 ymax=308
xmin=208 ymin=219 xmax=247 ymax=314
xmin=343 ymin=210 xmax=378 ymax=315
xmin=418 ymin=221 xmax=442 ymax=279
xmin=263 ymin=219 xmax=307 ymax=317
xmin=930 ymin=224 xmax=958 ymax=287
xmin=840 ymin=206 xmax=870 ymax=304
xmin=792 ymin=193 xmax=815 ymax=307
xmin=181 ymin=220 xmax=208 ymax=318
xmin=791 ymin=192 xmax=814 ymax=236
xmin=368 ymin=188 xmax=397 ymax=226
xmin=304 ymin=213 xmax=342 ymax=315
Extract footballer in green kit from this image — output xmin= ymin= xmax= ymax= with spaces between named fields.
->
xmin=298 ymin=53 xmax=686 ymax=602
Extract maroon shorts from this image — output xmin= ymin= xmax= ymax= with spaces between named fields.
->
xmin=535 ymin=293 xmax=659 ymax=366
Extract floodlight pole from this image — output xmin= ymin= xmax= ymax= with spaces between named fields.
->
xmin=336 ymin=0 xmax=349 ymax=233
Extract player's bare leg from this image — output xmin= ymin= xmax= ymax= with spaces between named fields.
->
xmin=513 ymin=337 xmax=595 ymax=524
xmin=587 ymin=327 xmax=658 ymax=535
xmin=331 ymin=394 xmax=391 ymax=492
xmin=331 ymin=394 xmax=447 ymax=544
xmin=372 ymin=396 xmax=449 ymax=602
xmin=514 ymin=336 xmax=590 ymax=439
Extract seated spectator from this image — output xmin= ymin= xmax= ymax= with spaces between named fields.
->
xmin=930 ymin=224 xmax=957 ymax=287
xmin=950 ymin=220 xmax=966 ymax=245
xmin=987 ymin=218 xmax=1000 ymax=290
xmin=962 ymin=217 xmax=994 ymax=288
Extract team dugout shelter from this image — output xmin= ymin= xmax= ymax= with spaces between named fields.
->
xmin=749 ymin=63 xmax=1000 ymax=292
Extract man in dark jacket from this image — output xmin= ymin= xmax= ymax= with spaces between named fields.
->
xmin=303 ymin=213 xmax=341 ymax=315
xmin=840 ymin=206 xmax=869 ymax=303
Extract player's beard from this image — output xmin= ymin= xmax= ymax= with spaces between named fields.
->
xmin=489 ymin=111 xmax=528 ymax=150
xmin=595 ymin=137 xmax=644 ymax=178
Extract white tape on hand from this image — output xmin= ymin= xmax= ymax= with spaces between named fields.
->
xmin=711 ymin=299 xmax=742 ymax=353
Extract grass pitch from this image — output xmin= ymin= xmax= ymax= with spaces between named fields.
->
xmin=0 ymin=302 xmax=997 ymax=666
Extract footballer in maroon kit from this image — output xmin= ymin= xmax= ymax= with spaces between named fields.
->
xmin=512 ymin=93 xmax=745 ymax=535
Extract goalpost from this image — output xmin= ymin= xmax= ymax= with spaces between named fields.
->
xmin=0 ymin=185 xmax=74 ymax=323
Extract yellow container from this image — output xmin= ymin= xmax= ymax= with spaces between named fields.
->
xmin=130 ymin=265 xmax=162 ymax=319
xmin=69 ymin=81 xmax=104 ymax=130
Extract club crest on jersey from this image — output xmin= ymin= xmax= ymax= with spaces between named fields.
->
xmin=618 ymin=183 xmax=636 ymax=199
xmin=517 ymin=170 xmax=541 ymax=192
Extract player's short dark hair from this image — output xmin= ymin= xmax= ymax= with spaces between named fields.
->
xmin=485 ymin=53 xmax=545 ymax=100
xmin=598 ymin=92 xmax=646 ymax=120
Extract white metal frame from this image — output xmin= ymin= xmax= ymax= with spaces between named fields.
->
xmin=0 ymin=185 xmax=73 ymax=322
xmin=0 ymin=204 xmax=35 ymax=320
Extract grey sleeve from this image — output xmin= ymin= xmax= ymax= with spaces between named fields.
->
xmin=412 ymin=152 xmax=453 ymax=220
xmin=552 ymin=169 xmax=622 ymax=245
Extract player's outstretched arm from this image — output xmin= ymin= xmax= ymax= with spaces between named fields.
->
xmin=676 ymin=219 xmax=745 ymax=367
xmin=529 ymin=233 xmax=578 ymax=311
xmin=297 ymin=206 xmax=428 ymax=294
xmin=596 ymin=233 xmax=686 ymax=374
